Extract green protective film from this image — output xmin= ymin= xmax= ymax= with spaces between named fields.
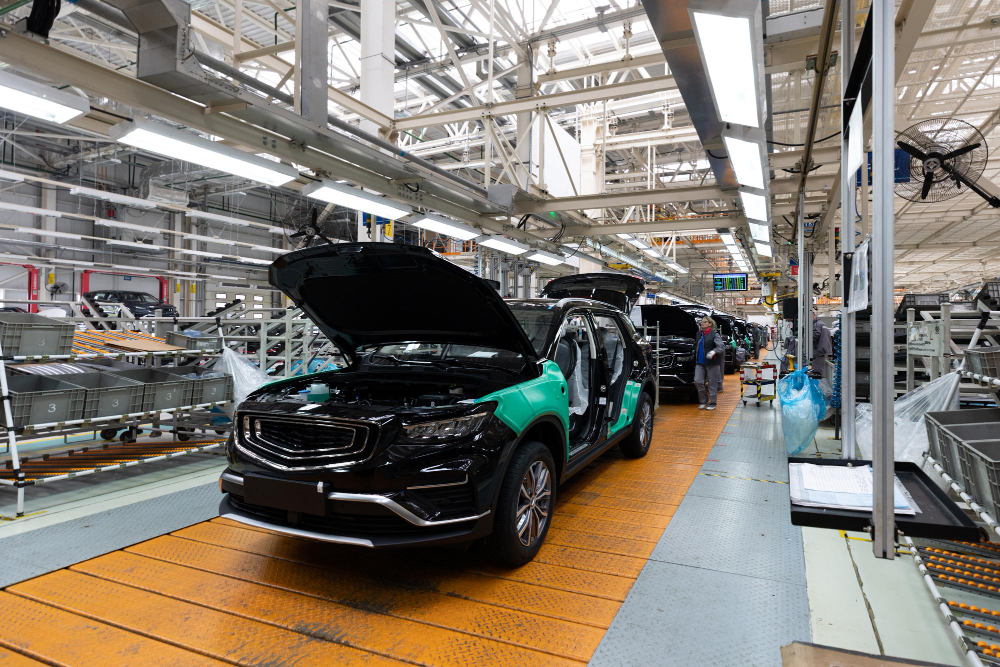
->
xmin=476 ymin=360 xmax=570 ymax=451
xmin=608 ymin=380 xmax=643 ymax=436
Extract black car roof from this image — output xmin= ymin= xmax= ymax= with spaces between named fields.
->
xmin=505 ymin=297 xmax=624 ymax=313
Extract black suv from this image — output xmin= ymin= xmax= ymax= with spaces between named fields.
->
xmin=638 ymin=304 xmax=700 ymax=400
xmin=219 ymin=244 xmax=657 ymax=565
xmin=82 ymin=290 xmax=179 ymax=318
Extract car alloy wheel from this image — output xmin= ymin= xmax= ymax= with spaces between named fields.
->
xmin=637 ymin=399 xmax=652 ymax=447
xmin=516 ymin=460 xmax=552 ymax=547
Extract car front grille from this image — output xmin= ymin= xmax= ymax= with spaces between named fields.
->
xmin=237 ymin=413 xmax=379 ymax=470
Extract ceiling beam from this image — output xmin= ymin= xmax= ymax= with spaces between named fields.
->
xmin=394 ymin=74 xmax=675 ymax=131
xmin=559 ymin=216 xmax=743 ymax=238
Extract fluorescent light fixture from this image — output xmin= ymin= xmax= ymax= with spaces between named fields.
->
xmin=237 ymin=257 xmax=274 ymax=266
xmin=93 ymin=218 xmax=162 ymax=234
xmin=0 ymin=201 xmax=62 ymax=217
xmin=0 ymin=169 xmax=25 ymax=182
xmin=69 ymin=185 xmax=158 ymax=209
xmin=665 ymin=261 xmax=690 ymax=275
xmin=185 ymin=233 xmax=237 ymax=246
xmin=12 ymin=226 xmax=79 ymax=240
xmin=755 ymin=241 xmax=772 ymax=257
xmin=527 ymin=250 xmax=565 ymax=266
xmin=562 ymin=243 xmax=580 ymax=249
xmin=172 ymin=270 xmax=198 ymax=277
xmin=748 ymin=221 xmax=770 ymax=243
xmin=641 ymin=247 xmax=660 ymax=259
xmin=617 ymin=233 xmax=649 ymax=249
xmin=718 ymin=232 xmax=736 ymax=245
xmin=477 ymin=235 xmax=530 ymax=255
xmin=722 ymin=133 xmax=766 ymax=190
xmin=301 ymin=179 xmax=410 ymax=220
xmin=181 ymin=249 xmax=226 ymax=259
xmin=185 ymin=210 xmax=252 ymax=226
xmin=251 ymin=245 xmax=288 ymax=254
xmin=0 ymin=70 xmax=90 ymax=124
xmin=412 ymin=214 xmax=480 ymax=241
xmin=105 ymin=239 xmax=166 ymax=251
xmin=109 ymin=118 xmax=299 ymax=186
xmin=739 ymin=190 xmax=768 ymax=222
xmin=689 ymin=2 xmax=765 ymax=128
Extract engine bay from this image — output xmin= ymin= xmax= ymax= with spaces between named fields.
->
xmin=255 ymin=369 xmax=506 ymax=411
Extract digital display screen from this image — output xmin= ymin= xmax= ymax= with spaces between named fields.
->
xmin=713 ymin=273 xmax=748 ymax=292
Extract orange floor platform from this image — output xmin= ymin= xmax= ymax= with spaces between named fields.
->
xmin=0 ymin=373 xmax=743 ymax=666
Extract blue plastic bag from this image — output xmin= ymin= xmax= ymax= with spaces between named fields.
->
xmin=778 ymin=369 xmax=828 ymax=455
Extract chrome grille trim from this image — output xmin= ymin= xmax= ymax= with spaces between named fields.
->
xmin=236 ymin=412 xmax=380 ymax=471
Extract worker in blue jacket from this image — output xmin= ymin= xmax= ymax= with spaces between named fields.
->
xmin=695 ymin=315 xmax=726 ymax=410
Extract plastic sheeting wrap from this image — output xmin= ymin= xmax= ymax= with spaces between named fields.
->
xmin=568 ymin=346 xmax=589 ymax=417
xmin=855 ymin=372 xmax=960 ymax=467
xmin=779 ymin=369 xmax=828 ymax=455
xmin=212 ymin=348 xmax=270 ymax=416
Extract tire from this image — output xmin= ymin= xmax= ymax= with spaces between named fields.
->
xmin=99 ymin=428 xmax=118 ymax=440
xmin=485 ymin=441 xmax=556 ymax=567
xmin=620 ymin=392 xmax=654 ymax=459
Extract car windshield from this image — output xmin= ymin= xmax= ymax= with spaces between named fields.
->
xmin=639 ymin=305 xmax=697 ymax=337
xmin=507 ymin=302 xmax=563 ymax=357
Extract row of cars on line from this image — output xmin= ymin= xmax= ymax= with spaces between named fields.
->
xmin=213 ymin=243 xmax=763 ymax=565
xmin=640 ymin=302 xmax=770 ymax=400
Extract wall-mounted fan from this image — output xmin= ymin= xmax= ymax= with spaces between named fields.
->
xmin=46 ymin=282 xmax=67 ymax=296
xmin=895 ymin=119 xmax=1000 ymax=207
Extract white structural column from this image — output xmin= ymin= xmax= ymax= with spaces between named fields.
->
xmin=840 ymin=0 xmax=856 ymax=460
xmin=295 ymin=0 xmax=330 ymax=126
xmin=796 ymin=191 xmax=808 ymax=369
xmin=360 ymin=0 xmax=395 ymax=137
xmin=40 ymin=186 xmax=58 ymax=291
xmin=358 ymin=0 xmax=396 ymax=242
xmin=514 ymin=54 xmax=532 ymax=189
xmin=872 ymin=0 xmax=896 ymax=560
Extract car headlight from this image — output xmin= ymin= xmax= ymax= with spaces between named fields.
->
xmin=398 ymin=403 xmax=495 ymax=443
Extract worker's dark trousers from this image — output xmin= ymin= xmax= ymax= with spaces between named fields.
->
xmin=695 ymin=363 xmax=722 ymax=406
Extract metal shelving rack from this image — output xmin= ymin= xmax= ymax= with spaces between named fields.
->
xmin=0 ymin=341 xmax=231 ymax=516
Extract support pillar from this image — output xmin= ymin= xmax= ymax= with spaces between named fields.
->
xmin=358 ymin=0 xmax=395 ymax=242
xmin=840 ymin=0 xmax=857 ymax=459
xmin=295 ymin=0 xmax=330 ymax=126
xmin=872 ymin=0 xmax=896 ymax=560
xmin=359 ymin=0 xmax=395 ymax=138
xmin=513 ymin=53 xmax=532 ymax=189
xmin=40 ymin=186 xmax=58 ymax=304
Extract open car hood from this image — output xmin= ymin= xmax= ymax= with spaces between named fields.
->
xmin=540 ymin=273 xmax=644 ymax=312
xmin=269 ymin=243 xmax=538 ymax=363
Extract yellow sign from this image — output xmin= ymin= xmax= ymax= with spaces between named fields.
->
xmin=608 ymin=262 xmax=631 ymax=270
xmin=48 ymin=273 xmax=55 ymax=285
xmin=190 ymin=283 xmax=196 ymax=294
xmin=384 ymin=219 xmax=393 ymax=241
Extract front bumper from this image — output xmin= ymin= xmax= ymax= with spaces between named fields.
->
xmin=658 ymin=371 xmax=695 ymax=389
xmin=219 ymin=469 xmax=495 ymax=548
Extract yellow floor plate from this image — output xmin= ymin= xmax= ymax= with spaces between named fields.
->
xmin=0 ymin=370 xmax=744 ymax=665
